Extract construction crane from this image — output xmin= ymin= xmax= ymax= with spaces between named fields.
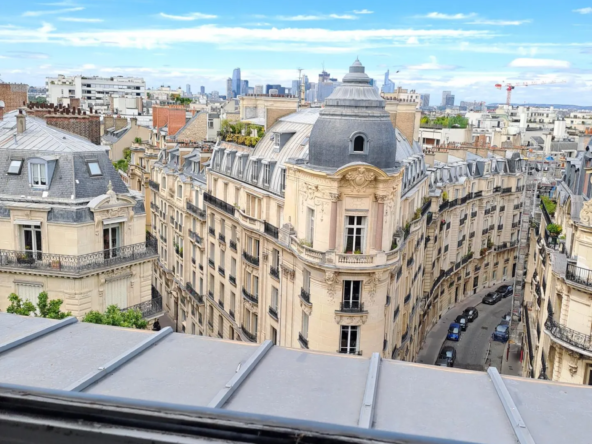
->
xmin=494 ymin=80 xmax=566 ymax=106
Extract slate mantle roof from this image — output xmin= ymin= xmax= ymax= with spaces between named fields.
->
xmin=0 ymin=111 xmax=131 ymax=205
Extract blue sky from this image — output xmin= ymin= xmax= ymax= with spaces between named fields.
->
xmin=0 ymin=0 xmax=591 ymax=104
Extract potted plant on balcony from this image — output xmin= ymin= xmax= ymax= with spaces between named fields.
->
xmin=442 ymin=191 xmax=449 ymax=202
xmin=547 ymin=223 xmax=562 ymax=237
xmin=480 ymin=247 xmax=488 ymax=256
xmin=51 ymin=259 xmax=61 ymax=269
xmin=487 ymin=238 xmax=494 ymax=249
xmin=17 ymin=247 xmax=35 ymax=265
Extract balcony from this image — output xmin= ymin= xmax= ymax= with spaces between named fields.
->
xmin=188 ymin=230 xmax=202 ymax=245
xmin=242 ymin=287 xmax=258 ymax=304
xmin=497 ymin=224 xmax=504 ymax=231
xmin=264 ymin=221 xmax=279 ymax=239
xmin=208 ymin=290 xmax=214 ymax=300
xmin=469 ymin=231 xmax=475 ymax=239
xmin=336 ymin=301 xmax=366 ymax=313
xmin=204 ymin=192 xmax=235 ymax=216
xmin=185 ymin=282 xmax=204 ymax=304
xmin=229 ymin=240 xmax=237 ymax=251
xmin=218 ymin=233 xmax=226 ymax=244
xmin=209 ymin=227 xmax=216 ymax=237
xmin=484 ymin=208 xmax=491 ymax=216
xmin=186 ymin=201 xmax=206 ymax=220
xmin=512 ymin=222 xmax=520 ymax=229
xmin=270 ymin=265 xmax=280 ymax=280
xmin=298 ymin=332 xmax=309 ymax=349
xmin=269 ymin=306 xmax=278 ymax=321
xmin=545 ymin=316 xmax=592 ymax=354
xmin=482 ymin=228 xmax=488 ymax=235
xmin=218 ymin=266 xmax=225 ymax=277
xmin=471 ymin=211 xmax=477 ymax=219
xmin=241 ymin=325 xmax=257 ymax=342
xmin=459 ymin=214 xmax=467 ymax=226
xmin=300 ymin=287 xmax=311 ymax=305
xmin=502 ymin=187 xmax=512 ymax=194
xmin=489 ymin=224 xmax=494 ymax=231
xmin=122 ymin=294 xmax=163 ymax=319
xmin=208 ymin=258 xmax=215 ymax=269
xmin=242 ymin=251 xmax=259 ymax=267
xmin=493 ymin=186 xmax=501 ymax=193
xmin=148 ymin=179 xmax=160 ymax=192
xmin=566 ymin=263 xmax=592 ymax=288
xmin=500 ymin=205 xmax=505 ymax=212
xmin=0 ymin=238 xmax=158 ymax=277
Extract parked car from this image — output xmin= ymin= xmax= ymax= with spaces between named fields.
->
xmin=437 ymin=346 xmax=456 ymax=367
xmin=463 ymin=307 xmax=479 ymax=322
xmin=482 ymin=292 xmax=502 ymax=305
xmin=455 ymin=315 xmax=468 ymax=331
xmin=496 ymin=285 xmax=514 ymax=298
xmin=447 ymin=323 xmax=461 ymax=341
xmin=502 ymin=312 xmax=511 ymax=322
xmin=492 ymin=324 xmax=510 ymax=343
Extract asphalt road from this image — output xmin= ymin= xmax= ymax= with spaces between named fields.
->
xmin=444 ymin=297 xmax=512 ymax=371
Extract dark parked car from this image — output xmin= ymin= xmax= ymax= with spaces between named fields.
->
xmin=496 ymin=285 xmax=513 ymax=298
xmin=455 ymin=315 xmax=468 ymax=331
xmin=447 ymin=323 xmax=461 ymax=341
xmin=437 ymin=346 xmax=456 ymax=367
xmin=482 ymin=292 xmax=502 ymax=305
xmin=492 ymin=324 xmax=510 ymax=343
xmin=463 ymin=307 xmax=479 ymax=322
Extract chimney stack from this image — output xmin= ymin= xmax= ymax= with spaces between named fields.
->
xmin=16 ymin=109 xmax=26 ymax=133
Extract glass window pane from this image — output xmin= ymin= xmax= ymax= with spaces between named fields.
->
xmin=8 ymin=160 xmax=22 ymax=174
xmin=88 ymin=162 xmax=102 ymax=176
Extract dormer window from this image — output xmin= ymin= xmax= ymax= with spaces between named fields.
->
xmin=87 ymin=161 xmax=102 ymax=176
xmin=8 ymin=159 xmax=23 ymax=175
xmin=263 ymin=163 xmax=271 ymax=186
xmin=251 ymin=161 xmax=259 ymax=182
xmin=29 ymin=161 xmax=48 ymax=188
xmin=351 ymin=133 xmax=368 ymax=153
xmin=273 ymin=134 xmax=280 ymax=149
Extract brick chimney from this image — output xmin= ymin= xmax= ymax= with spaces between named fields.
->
xmin=16 ymin=109 xmax=26 ymax=133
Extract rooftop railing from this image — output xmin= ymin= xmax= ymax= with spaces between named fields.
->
xmin=121 ymin=295 xmax=163 ymax=319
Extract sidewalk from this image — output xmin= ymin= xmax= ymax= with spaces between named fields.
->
xmin=501 ymin=333 xmax=523 ymax=377
xmin=416 ymin=285 xmax=497 ymax=365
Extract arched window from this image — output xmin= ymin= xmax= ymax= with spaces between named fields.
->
xmin=353 ymin=135 xmax=365 ymax=152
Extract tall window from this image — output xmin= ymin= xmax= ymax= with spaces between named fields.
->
xmin=303 ymin=268 xmax=311 ymax=292
xmin=271 ymin=287 xmax=279 ymax=311
xmin=103 ymin=225 xmax=120 ymax=258
xmin=21 ymin=225 xmax=42 ymax=256
xmin=344 ymin=216 xmax=365 ymax=253
xmin=272 ymin=248 xmax=280 ymax=269
xmin=231 ymin=257 xmax=237 ymax=278
xmin=263 ymin=164 xmax=271 ymax=186
xmin=230 ymin=291 xmax=235 ymax=313
xmin=274 ymin=134 xmax=280 ymax=149
xmin=307 ymin=208 xmax=315 ymax=246
xmin=342 ymin=281 xmax=361 ymax=310
xmin=218 ymin=314 xmax=223 ymax=336
xmin=301 ymin=311 xmax=309 ymax=339
xmin=270 ymin=326 xmax=278 ymax=345
xmin=177 ymin=183 xmax=182 ymax=198
xmin=280 ymin=168 xmax=286 ymax=192
xmin=340 ymin=325 xmax=359 ymax=354
xmin=251 ymin=162 xmax=259 ymax=182
xmin=246 ymin=236 xmax=260 ymax=256
xmin=30 ymin=162 xmax=47 ymax=187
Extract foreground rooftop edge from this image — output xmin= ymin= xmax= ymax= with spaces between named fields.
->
xmin=0 ymin=313 xmax=591 ymax=444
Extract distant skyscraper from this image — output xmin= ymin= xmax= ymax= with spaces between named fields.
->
xmin=200 ymin=86 xmax=205 ymax=94
xmin=232 ymin=68 xmax=241 ymax=97
xmin=318 ymin=70 xmax=330 ymax=83
xmin=226 ymin=78 xmax=233 ymax=100
xmin=317 ymin=81 xmax=335 ymax=102
xmin=247 ymin=87 xmax=254 ymax=94
xmin=254 ymin=85 xmax=264 ymax=95
xmin=211 ymin=90 xmax=219 ymax=100
xmin=445 ymin=95 xmax=455 ymax=107
xmin=303 ymin=74 xmax=310 ymax=91
xmin=441 ymin=91 xmax=452 ymax=106
xmin=265 ymin=84 xmax=282 ymax=94
xmin=186 ymin=84 xmax=192 ymax=96
xmin=292 ymin=80 xmax=300 ymax=97
xmin=381 ymin=70 xmax=395 ymax=93
xmin=421 ymin=94 xmax=430 ymax=108
xmin=240 ymin=80 xmax=248 ymax=96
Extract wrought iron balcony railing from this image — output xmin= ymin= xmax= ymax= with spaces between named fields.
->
xmin=298 ymin=332 xmax=309 ymax=349
xmin=300 ymin=287 xmax=311 ymax=304
xmin=204 ymin=192 xmax=236 ymax=216
xmin=186 ymin=201 xmax=206 ymax=219
xmin=545 ymin=315 xmax=592 ymax=353
xmin=270 ymin=265 xmax=280 ymax=279
xmin=241 ymin=325 xmax=257 ymax=342
xmin=121 ymin=292 xmax=163 ymax=319
xmin=566 ymin=263 xmax=592 ymax=287
xmin=337 ymin=301 xmax=365 ymax=313
xmin=0 ymin=238 xmax=158 ymax=276
xmin=185 ymin=282 xmax=204 ymax=304
xmin=242 ymin=287 xmax=258 ymax=304
xmin=269 ymin=306 xmax=278 ymax=320
xmin=242 ymin=251 xmax=259 ymax=267
xmin=229 ymin=240 xmax=237 ymax=251
xmin=148 ymin=179 xmax=160 ymax=192
xmin=264 ymin=221 xmax=279 ymax=239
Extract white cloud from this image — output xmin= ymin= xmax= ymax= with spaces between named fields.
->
xmin=159 ymin=12 xmax=217 ymax=21
xmin=509 ymin=58 xmax=571 ymax=68
xmin=38 ymin=22 xmax=56 ymax=33
xmin=468 ymin=19 xmax=531 ymax=26
xmin=406 ymin=56 xmax=458 ymax=70
xmin=573 ymin=7 xmax=592 ymax=14
xmin=406 ymin=36 xmax=419 ymax=44
xmin=422 ymin=12 xmax=477 ymax=20
xmin=353 ymin=9 xmax=373 ymax=14
xmin=329 ymin=14 xmax=357 ymax=20
xmin=58 ymin=17 xmax=103 ymax=22
xmin=23 ymin=7 xmax=83 ymax=17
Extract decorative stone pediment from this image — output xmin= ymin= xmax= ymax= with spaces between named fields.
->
xmin=580 ymin=199 xmax=592 ymax=226
xmin=343 ymin=167 xmax=376 ymax=192
xmin=334 ymin=313 xmax=368 ymax=325
xmin=88 ymin=181 xmax=137 ymax=236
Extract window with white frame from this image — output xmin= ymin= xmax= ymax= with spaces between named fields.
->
xmin=344 ymin=216 xmax=365 ymax=253
xmin=251 ymin=161 xmax=259 ymax=182
xmin=21 ymin=224 xmax=42 ymax=255
xmin=302 ymin=268 xmax=311 ymax=293
xmin=271 ymin=287 xmax=279 ymax=311
xmin=30 ymin=161 xmax=47 ymax=187
xmin=342 ymin=281 xmax=361 ymax=310
xmin=340 ymin=325 xmax=360 ymax=354
xmin=301 ymin=311 xmax=309 ymax=339
xmin=87 ymin=161 xmax=102 ymax=176
xmin=263 ymin=163 xmax=271 ymax=186
xmin=273 ymin=134 xmax=280 ymax=149
xmin=280 ymin=168 xmax=286 ymax=192
xmin=177 ymin=183 xmax=182 ymax=198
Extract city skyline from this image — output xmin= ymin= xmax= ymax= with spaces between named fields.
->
xmin=0 ymin=1 xmax=591 ymax=104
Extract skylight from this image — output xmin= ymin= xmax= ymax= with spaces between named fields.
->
xmin=88 ymin=161 xmax=102 ymax=176
xmin=8 ymin=160 xmax=23 ymax=175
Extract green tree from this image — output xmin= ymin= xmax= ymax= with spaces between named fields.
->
xmin=7 ymin=292 xmax=71 ymax=319
xmin=82 ymin=305 xmax=147 ymax=329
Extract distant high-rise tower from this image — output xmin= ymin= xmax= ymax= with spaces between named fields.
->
xmin=200 ymin=86 xmax=205 ymax=95
xmin=421 ymin=93 xmax=430 ymax=108
xmin=318 ymin=70 xmax=330 ymax=83
xmin=291 ymin=80 xmax=300 ymax=96
xmin=232 ymin=68 xmax=241 ymax=97
xmin=254 ymin=85 xmax=264 ymax=95
xmin=445 ymin=94 xmax=455 ymax=107
xmin=441 ymin=91 xmax=452 ymax=106
xmin=226 ymin=78 xmax=233 ymax=99
xmin=186 ymin=84 xmax=192 ymax=96
xmin=240 ymin=80 xmax=248 ymax=96
xmin=381 ymin=70 xmax=395 ymax=93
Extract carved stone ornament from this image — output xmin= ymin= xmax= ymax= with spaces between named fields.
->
xmin=300 ymin=299 xmax=312 ymax=316
xmin=344 ymin=167 xmax=376 ymax=192
xmin=579 ymin=199 xmax=592 ymax=226
xmin=375 ymin=194 xmax=389 ymax=203
xmin=262 ymin=251 xmax=269 ymax=262
xmin=364 ymin=272 xmax=382 ymax=302
xmin=305 ymin=184 xmax=319 ymax=201
xmin=334 ymin=314 xmax=368 ymax=325
xmin=325 ymin=271 xmax=339 ymax=300
xmin=329 ymin=192 xmax=341 ymax=202
xmin=281 ymin=265 xmax=295 ymax=281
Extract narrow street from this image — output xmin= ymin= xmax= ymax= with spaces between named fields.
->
xmin=416 ymin=284 xmax=517 ymax=373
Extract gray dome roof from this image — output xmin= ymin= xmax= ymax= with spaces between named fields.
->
xmin=308 ymin=59 xmax=397 ymax=171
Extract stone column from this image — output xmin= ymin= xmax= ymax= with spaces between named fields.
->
xmin=375 ymin=194 xmax=387 ymax=250
xmin=329 ymin=193 xmax=340 ymax=250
